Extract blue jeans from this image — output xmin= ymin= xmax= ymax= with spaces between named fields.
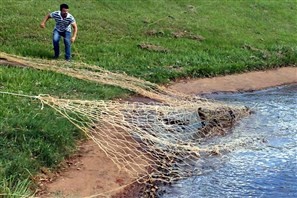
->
xmin=53 ymin=29 xmax=71 ymax=60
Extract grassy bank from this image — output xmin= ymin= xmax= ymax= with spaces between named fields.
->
xmin=0 ymin=0 xmax=296 ymax=196
xmin=1 ymin=0 xmax=296 ymax=83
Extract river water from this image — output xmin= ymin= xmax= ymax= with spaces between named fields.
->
xmin=162 ymin=84 xmax=297 ymax=198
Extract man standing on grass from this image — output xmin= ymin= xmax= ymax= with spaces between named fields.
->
xmin=40 ymin=3 xmax=77 ymax=61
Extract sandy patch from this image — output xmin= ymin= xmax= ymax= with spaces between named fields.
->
xmin=169 ymin=67 xmax=296 ymax=94
xmin=39 ymin=140 xmax=138 ymax=198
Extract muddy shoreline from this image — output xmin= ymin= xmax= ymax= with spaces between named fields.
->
xmin=168 ymin=67 xmax=297 ymax=94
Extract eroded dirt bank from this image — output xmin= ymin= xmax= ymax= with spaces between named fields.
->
xmin=168 ymin=67 xmax=297 ymax=94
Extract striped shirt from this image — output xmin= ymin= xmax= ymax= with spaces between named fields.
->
xmin=50 ymin=11 xmax=76 ymax=32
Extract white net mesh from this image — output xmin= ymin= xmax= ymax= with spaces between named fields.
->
xmin=37 ymin=95 xmax=249 ymax=183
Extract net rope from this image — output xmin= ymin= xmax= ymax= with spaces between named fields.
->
xmin=36 ymin=94 xmax=249 ymax=185
xmin=0 ymin=52 xmax=251 ymax=196
xmin=0 ymin=52 xmax=195 ymax=105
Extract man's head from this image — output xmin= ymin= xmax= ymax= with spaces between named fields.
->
xmin=60 ymin=4 xmax=69 ymax=18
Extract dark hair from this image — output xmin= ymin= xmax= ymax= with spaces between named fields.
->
xmin=60 ymin=4 xmax=69 ymax=11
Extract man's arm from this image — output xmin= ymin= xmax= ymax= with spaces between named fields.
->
xmin=71 ymin=22 xmax=78 ymax=43
xmin=40 ymin=13 xmax=51 ymax=28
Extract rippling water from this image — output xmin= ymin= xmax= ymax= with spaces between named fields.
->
xmin=162 ymin=84 xmax=297 ymax=198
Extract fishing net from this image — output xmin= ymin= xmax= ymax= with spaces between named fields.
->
xmin=0 ymin=52 xmax=250 ymax=196
xmin=35 ymin=94 xmax=249 ymax=195
xmin=0 ymin=52 xmax=193 ymax=104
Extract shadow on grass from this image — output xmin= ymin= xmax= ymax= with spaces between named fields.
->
xmin=21 ymin=48 xmax=54 ymax=60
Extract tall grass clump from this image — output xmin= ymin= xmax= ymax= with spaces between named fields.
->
xmin=0 ymin=177 xmax=31 ymax=198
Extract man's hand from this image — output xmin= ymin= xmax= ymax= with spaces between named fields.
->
xmin=40 ymin=14 xmax=51 ymax=29
xmin=71 ymin=36 xmax=76 ymax=43
xmin=40 ymin=22 xmax=46 ymax=28
xmin=71 ymin=23 xmax=77 ymax=43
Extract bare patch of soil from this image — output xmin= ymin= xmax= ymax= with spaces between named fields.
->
xmin=37 ymin=140 xmax=138 ymax=198
xmin=144 ymin=30 xmax=165 ymax=37
xmin=137 ymin=43 xmax=169 ymax=53
xmin=172 ymin=30 xmax=205 ymax=41
xmin=169 ymin=67 xmax=297 ymax=94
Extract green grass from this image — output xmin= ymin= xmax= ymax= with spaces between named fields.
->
xmin=0 ymin=0 xmax=296 ymax=196
xmin=1 ymin=0 xmax=296 ymax=82
xmin=0 ymin=177 xmax=31 ymax=198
